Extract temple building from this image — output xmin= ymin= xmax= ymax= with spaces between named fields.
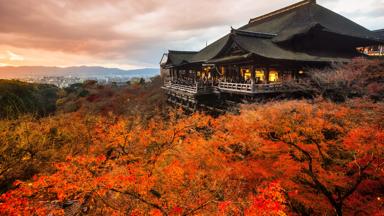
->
xmin=160 ymin=0 xmax=383 ymax=110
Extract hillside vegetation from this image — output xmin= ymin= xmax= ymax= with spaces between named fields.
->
xmin=0 ymin=80 xmax=58 ymax=119
xmin=303 ymin=58 xmax=384 ymax=102
xmin=0 ymin=60 xmax=383 ymax=215
xmin=56 ymin=76 xmax=168 ymax=119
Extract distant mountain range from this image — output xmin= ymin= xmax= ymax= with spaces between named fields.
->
xmin=0 ymin=66 xmax=159 ymax=79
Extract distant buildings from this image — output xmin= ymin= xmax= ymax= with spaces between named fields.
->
xmin=21 ymin=76 xmax=84 ymax=88
xmin=20 ymin=76 xmax=150 ymax=88
xmin=1 ymin=66 xmax=159 ymax=87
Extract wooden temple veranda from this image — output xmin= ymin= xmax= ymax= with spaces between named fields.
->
xmin=160 ymin=0 xmax=383 ymax=111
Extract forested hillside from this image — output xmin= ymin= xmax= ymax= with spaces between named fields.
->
xmin=0 ymin=80 xmax=58 ymax=119
xmin=56 ymin=76 xmax=167 ymax=118
xmin=0 ymin=60 xmax=383 ymax=215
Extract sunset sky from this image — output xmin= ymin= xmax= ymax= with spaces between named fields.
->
xmin=0 ymin=0 xmax=383 ymax=69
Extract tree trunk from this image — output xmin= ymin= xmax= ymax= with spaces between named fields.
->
xmin=335 ymin=203 xmax=342 ymax=216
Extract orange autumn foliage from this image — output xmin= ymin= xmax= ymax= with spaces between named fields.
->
xmin=0 ymin=99 xmax=383 ymax=215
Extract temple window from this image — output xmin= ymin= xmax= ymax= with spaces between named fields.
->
xmin=244 ymin=69 xmax=251 ymax=80
xmin=255 ymin=69 xmax=265 ymax=82
xmin=239 ymin=67 xmax=252 ymax=83
xmin=269 ymin=69 xmax=279 ymax=82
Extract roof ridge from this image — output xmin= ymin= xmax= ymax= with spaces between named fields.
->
xmin=249 ymin=0 xmax=316 ymax=24
xmin=168 ymin=50 xmax=198 ymax=54
xmin=231 ymin=28 xmax=277 ymax=38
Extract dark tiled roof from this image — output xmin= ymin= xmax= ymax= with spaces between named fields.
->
xmin=166 ymin=50 xmax=198 ymax=66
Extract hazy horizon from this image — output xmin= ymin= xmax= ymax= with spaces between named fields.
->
xmin=0 ymin=0 xmax=383 ymax=69
xmin=0 ymin=65 xmax=158 ymax=70
xmin=0 ymin=65 xmax=159 ymax=80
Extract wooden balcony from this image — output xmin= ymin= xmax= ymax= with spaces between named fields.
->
xmin=163 ymin=80 xmax=308 ymax=96
xmin=162 ymin=81 xmax=215 ymax=95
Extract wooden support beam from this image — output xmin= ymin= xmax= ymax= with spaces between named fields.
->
xmin=250 ymin=64 xmax=255 ymax=92
xmin=264 ymin=67 xmax=270 ymax=84
xmin=250 ymin=65 xmax=255 ymax=85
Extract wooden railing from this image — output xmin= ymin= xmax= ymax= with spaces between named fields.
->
xmin=165 ymin=80 xmax=302 ymax=95
xmin=219 ymin=82 xmax=252 ymax=92
xmin=218 ymin=82 xmax=288 ymax=93
xmin=163 ymin=81 xmax=214 ymax=94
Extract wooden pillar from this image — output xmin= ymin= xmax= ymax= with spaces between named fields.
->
xmin=232 ymin=65 xmax=236 ymax=82
xmin=250 ymin=65 xmax=255 ymax=85
xmin=226 ymin=65 xmax=230 ymax=82
xmin=264 ymin=67 xmax=269 ymax=84
xmin=225 ymin=66 xmax=228 ymax=82
xmin=228 ymin=65 xmax=232 ymax=82
xmin=220 ymin=65 xmax=224 ymax=77
xmin=250 ymin=65 xmax=255 ymax=92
